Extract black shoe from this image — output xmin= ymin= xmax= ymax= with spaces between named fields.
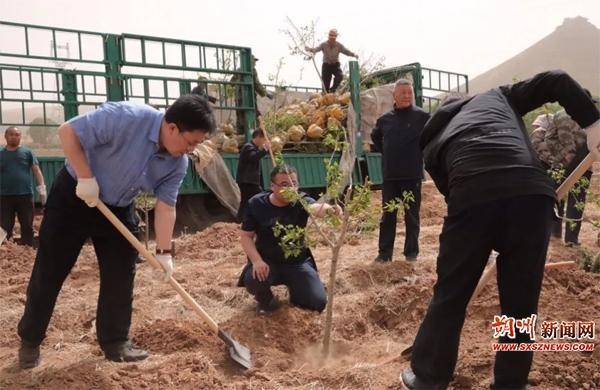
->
xmin=102 ymin=341 xmax=149 ymax=363
xmin=400 ymin=368 xmax=448 ymax=390
xmin=257 ymin=297 xmax=281 ymax=315
xmin=18 ymin=341 xmax=40 ymax=369
xmin=565 ymin=241 xmax=580 ymax=247
xmin=374 ymin=254 xmax=392 ymax=263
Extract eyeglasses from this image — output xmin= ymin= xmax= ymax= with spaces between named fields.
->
xmin=177 ymin=127 xmax=202 ymax=148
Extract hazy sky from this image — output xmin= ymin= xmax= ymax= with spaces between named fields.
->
xmin=2 ymin=0 xmax=599 ymax=88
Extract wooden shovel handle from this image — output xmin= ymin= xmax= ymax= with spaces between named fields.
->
xmin=260 ymin=127 xmax=277 ymax=165
xmin=96 ymin=201 xmax=219 ymax=334
xmin=556 ymin=154 xmax=594 ymax=201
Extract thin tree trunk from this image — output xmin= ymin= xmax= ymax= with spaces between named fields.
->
xmin=322 ymin=244 xmax=341 ymax=357
xmin=144 ymin=209 xmax=149 ymax=250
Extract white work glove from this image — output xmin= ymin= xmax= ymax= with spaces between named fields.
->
xmin=36 ymin=185 xmax=47 ymax=205
xmin=155 ymin=253 xmax=173 ymax=282
xmin=75 ymin=177 xmax=100 ymax=207
xmin=585 ymin=120 xmax=600 ymax=161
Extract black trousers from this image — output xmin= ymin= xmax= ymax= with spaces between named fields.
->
xmin=0 ymin=194 xmax=34 ymax=246
xmin=411 ymin=195 xmax=553 ymax=388
xmin=18 ymin=168 xmax=139 ymax=348
xmin=242 ymin=260 xmax=327 ymax=312
xmin=378 ymin=180 xmax=421 ymax=258
xmin=552 ymin=169 xmax=592 ymax=244
xmin=322 ymin=62 xmax=343 ymax=93
xmin=237 ymin=182 xmax=262 ymax=221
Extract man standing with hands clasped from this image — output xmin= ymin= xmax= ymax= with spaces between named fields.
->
xmin=17 ymin=95 xmax=215 ymax=369
xmin=371 ymin=79 xmax=430 ymax=263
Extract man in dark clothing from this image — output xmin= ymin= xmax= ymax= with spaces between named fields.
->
xmin=371 ymin=79 xmax=430 ymax=262
xmin=236 ymin=129 xmax=270 ymax=220
xmin=232 ymin=56 xmax=270 ymax=134
xmin=191 ymin=76 xmax=217 ymax=104
xmin=400 ymin=70 xmax=600 ymax=390
xmin=237 ymin=165 xmax=341 ymax=313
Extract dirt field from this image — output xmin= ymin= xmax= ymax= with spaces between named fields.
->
xmin=1 ymin=181 xmax=599 ymax=389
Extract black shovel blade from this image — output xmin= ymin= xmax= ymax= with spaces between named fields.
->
xmin=218 ymin=329 xmax=252 ymax=369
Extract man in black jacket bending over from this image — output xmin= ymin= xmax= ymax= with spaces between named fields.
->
xmin=371 ymin=79 xmax=430 ymax=262
xmin=236 ymin=129 xmax=270 ymax=220
xmin=400 ymin=70 xmax=600 ymax=390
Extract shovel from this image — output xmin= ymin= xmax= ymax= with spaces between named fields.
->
xmin=96 ymin=201 xmax=252 ymax=369
xmin=399 ymin=153 xmax=595 ymax=359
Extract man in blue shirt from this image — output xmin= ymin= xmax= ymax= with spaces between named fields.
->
xmin=0 ymin=127 xmax=47 ymax=246
xmin=17 ymin=95 xmax=215 ymax=369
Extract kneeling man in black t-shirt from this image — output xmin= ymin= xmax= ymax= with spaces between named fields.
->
xmin=237 ymin=164 xmax=341 ymax=314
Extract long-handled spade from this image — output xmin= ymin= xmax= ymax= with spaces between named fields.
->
xmin=399 ymin=153 xmax=595 ymax=359
xmin=96 ymin=201 xmax=252 ymax=369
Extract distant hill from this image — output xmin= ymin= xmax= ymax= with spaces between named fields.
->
xmin=468 ymin=16 xmax=600 ymax=96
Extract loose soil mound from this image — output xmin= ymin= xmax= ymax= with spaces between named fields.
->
xmin=1 ymin=181 xmax=599 ymax=389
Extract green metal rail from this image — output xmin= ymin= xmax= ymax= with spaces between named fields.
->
xmin=35 ymin=153 xmax=362 ymax=201
xmin=0 ymin=20 xmax=257 ymax=136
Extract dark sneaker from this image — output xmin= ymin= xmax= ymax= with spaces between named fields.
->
xmin=400 ymin=368 xmax=448 ymax=389
xmin=257 ymin=297 xmax=281 ymax=315
xmin=405 ymin=254 xmax=418 ymax=262
xmin=374 ymin=254 xmax=392 ymax=263
xmin=18 ymin=341 xmax=40 ymax=369
xmin=102 ymin=341 xmax=149 ymax=363
xmin=565 ymin=241 xmax=580 ymax=247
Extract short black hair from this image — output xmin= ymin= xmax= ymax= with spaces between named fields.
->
xmin=165 ymin=94 xmax=216 ymax=135
xmin=270 ymin=164 xmax=298 ymax=181
xmin=251 ymin=129 xmax=264 ymax=138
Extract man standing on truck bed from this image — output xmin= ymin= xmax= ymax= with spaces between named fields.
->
xmin=305 ymin=29 xmax=358 ymax=93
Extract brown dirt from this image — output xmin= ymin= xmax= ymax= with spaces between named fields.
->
xmin=1 ymin=181 xmax=599 ymax=389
